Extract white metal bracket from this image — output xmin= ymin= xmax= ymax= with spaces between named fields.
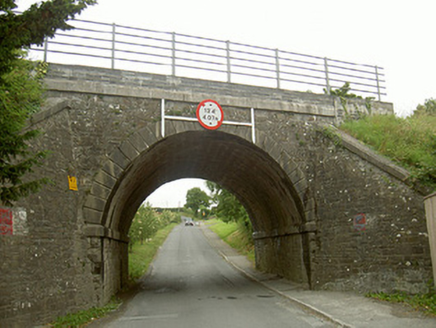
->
xmin=161 ymin=99 xmax=256 ymax=144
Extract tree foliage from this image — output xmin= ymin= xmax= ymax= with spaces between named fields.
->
xmin=128 ymin=203 xmax=180 ymax=251
xmin=0 ymin=55 xmax=50 ymax=205
xmin=129 ymin=204 xmax=158 ymax=247
xmin=0 ymin=0 xmax=95 ymax=205
xmin=185 ymin=187 xmax=210 ymax=217
xmin=0 ymin=0 xmax=96 ymax=73
xmin=206 ymin=181 xmax=252 ymax=234
xmin=413 ymin=98 xmax=436 ymax=116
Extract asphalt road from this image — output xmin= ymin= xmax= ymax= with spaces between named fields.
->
xmin=96 ymin=224 xmax=334 ymax=328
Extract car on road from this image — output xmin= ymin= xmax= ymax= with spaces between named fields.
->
xmin=185 ymin=219 xmax=194 ymax=226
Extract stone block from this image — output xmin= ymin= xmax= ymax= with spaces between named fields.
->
xmin=128 ymin=132 xmax=148 ymax=153
xmin=108 ymin=148 xmax=130 ymax=169
xmin=83 ymin=207 xmax=103 ymax=225
xmin=293 ymin=177 xmax=308 ymax=196
xmin=101 ymin=160 xmax=123 ymax=178
xmin=83 ymin=224 xmax=105 ymax=237
xmin=84 ymin=195 xmax=106 ymax=211
xmin=304 ymin=208 xmax=317 ymax=222
xmin=94 ymin=170 xmax=117 ymax=190
xmin=90 ymin=182 xmax=112 ymax=199
xmin=119 ymin=140 xmax=139 ymax=161
xmin=138 ymin=125 xmax=159 ymax=145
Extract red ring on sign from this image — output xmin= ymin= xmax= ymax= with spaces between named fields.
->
xmin=196 ymin=99 xmax=224 ymax=130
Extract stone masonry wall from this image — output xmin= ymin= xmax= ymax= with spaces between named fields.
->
xmin=310 ymin=129 xmax=431 ymax=293
xmin=251 ymin=112 xmax=432 ymax=293
xmin=0 ymin=106 xmax=99 ymax=327
xmin=1 ymin=90 xmax=163 ymax=326
xmin=0 ymin=64 xmax=430 ymax=326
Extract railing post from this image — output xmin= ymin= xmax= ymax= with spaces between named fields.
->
xmin=226 ymin=40 xmax=231 ymax=83
xmin=161 ymin=99 xmax=165 ymax=137
xmin=43 ymin=37 xmax=48 ymax=62
xmin=324 ymin=57 xmax=331 ymax=94
xmin=275 ymin=49 xmax=281 ymax=89
xmin=251 ymin=107 xmax=256 ymax=144
xmin=172 ymin=32 xmax=176 ymax=76
xmin=375 ymin=65 xmax=381 ymax=101
xmin=111 ymin=23 xmax=116 ymax=69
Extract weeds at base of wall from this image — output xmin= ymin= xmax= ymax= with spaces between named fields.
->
xmin=46 ymin=297 xmax=121 ymax=327
xmin=366 ymin=288 xmax=436 ymax=316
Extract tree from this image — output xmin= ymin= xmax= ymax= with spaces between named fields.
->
xmin=129 ymin=203 xmax=159 ymax=251
xmin=0 ymin=0 xmax=96 ymax=206
xmin=159 ymin=210 xmax=180 ymax=225
xmin=185 ymin=187 xmax=210 ymax=218
xmin=206 ymin=181 xmax=251 ymax=233
xmin=414 ymin=98 xmax=436 ymax=116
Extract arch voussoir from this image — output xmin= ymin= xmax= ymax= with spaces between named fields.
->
xmin=119 ymin=140 xmax=140 ymax=161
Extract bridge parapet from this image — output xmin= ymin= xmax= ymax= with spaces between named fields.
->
xmin=44 ymin=64 xmax=393 ymax=125
xmin=30 ymin=19 xmax=387 ymax=100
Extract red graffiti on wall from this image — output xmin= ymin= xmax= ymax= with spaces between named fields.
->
xmin=0 ymin=208 xmax=13 ymax=235
xmin=354 ymin=213 xmax=366 ymax=231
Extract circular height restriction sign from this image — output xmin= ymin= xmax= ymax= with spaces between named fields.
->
xmin=196 ymin=99 xmax=224 ymax=130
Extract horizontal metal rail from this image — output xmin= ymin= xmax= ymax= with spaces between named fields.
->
xmin=30 ymin=18 xmax=387 ymax=100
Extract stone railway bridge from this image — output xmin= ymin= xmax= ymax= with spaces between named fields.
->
xmin=1 ymin=64 xmax=433 ymax=326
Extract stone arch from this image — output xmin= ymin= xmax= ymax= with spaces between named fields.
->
xmin=82 ymin=124 xmax=316 ymax=300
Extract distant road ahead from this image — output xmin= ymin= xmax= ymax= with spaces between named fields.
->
xmin=97 ymin=224 xmax=333 ymax=328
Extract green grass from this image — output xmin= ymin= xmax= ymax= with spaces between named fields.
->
xmin=207 ymin=218 xmax=238 ymax=238
xmin=49 ymin=297 xmax=121 ymax=327
xmin=128 ymin=223 xmax=178 ymax=281
xmin=206 ymin=219 xmax=255 ymax=263
xmin=340 ymin=114 xmax=436 ymax=190
xmin=367 ymin=291 xmax=436 ymax=316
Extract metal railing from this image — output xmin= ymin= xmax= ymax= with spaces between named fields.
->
xmin=30 ymin=18 xmax=386 ymax=100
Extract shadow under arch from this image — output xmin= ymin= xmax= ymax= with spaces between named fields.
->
xmin=85 ymin=129 xmax=316 ymax=300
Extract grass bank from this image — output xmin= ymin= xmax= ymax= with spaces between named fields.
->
xmin=206 ymin=218 xmax=255 ymax=263
xmin=340 ymin=114 xmax=436 ymax=190
xmin=47 ymin=223 xmax=177 ymax=327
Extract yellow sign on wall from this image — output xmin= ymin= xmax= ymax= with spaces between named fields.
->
xmin=68 ymin=176 xmax=78 ymax=191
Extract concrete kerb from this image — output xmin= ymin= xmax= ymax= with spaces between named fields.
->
xmin=199 ymin=224 xmax=352 ymax=328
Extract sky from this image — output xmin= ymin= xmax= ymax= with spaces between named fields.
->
xmin=16 ymin=0 xmax=436 ymax=207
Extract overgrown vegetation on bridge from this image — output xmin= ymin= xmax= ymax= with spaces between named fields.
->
xmin=340 ymin=99 xmax=436 ymax=191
